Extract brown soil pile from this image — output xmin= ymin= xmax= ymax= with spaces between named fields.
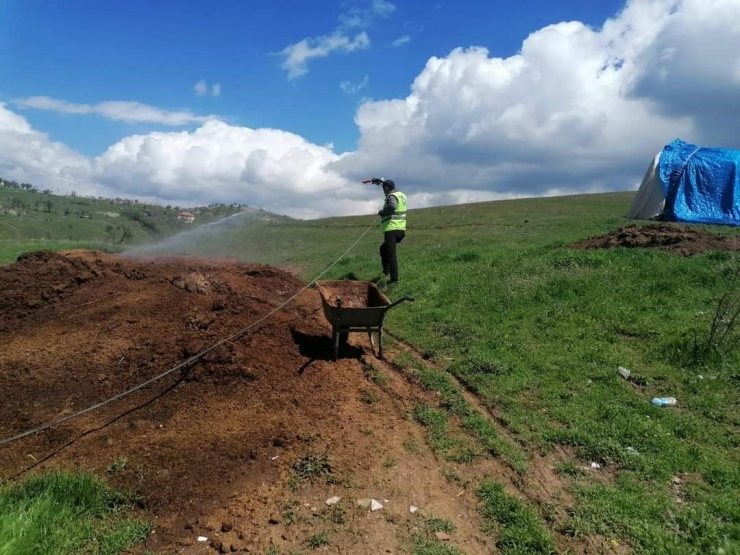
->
xmin=0 ymin=250 xmax=493 ymax=554
xmin=572 ymin=223 xmax=740 ymax=256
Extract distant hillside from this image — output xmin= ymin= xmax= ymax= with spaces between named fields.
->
xmin=0 ymin=177 xmax=290 ymax=242
xmin=0 ymin=176 xmax=292 ymax=263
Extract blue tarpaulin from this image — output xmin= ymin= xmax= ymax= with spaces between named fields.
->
xmin=658 ymin=138 xmax=740 ymax=226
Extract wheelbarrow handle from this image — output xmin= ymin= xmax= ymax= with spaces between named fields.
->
xmin=385 ymin=295 xmax=415 ymax=311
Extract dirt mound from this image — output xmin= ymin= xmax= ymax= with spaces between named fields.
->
xmin=0 ymin=250 xmax=493 ymax=554
xmin=0 ymin=250 xmax=103 ymax=320
xmin=572 ymin=223 xmax=740 ymax=256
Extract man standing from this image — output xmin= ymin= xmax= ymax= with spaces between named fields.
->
xmin=376 ymin=178 xmax=407 ymax=286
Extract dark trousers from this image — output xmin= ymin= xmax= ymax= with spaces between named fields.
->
xmin=379 ymin=230 xmax=405 ymax=282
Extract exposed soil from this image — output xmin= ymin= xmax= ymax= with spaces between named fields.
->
xmin=572 ymin=223 xmax=740 ymax=257
xmin=0 ymin=250 xmax=490 ymax=554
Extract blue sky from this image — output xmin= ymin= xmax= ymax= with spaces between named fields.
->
xmin=2 ymin=0 xmax=624 ymax=156
xmin=1 ymin=0 xmax=737 ymax=219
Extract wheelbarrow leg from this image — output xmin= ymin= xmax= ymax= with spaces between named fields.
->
xmin=378 ymin=328 xmax=384 ymax=360
xmin=368 ymin=331 xmax=376 ymax=357
xmin=333 ymin=328 xmax=340 ymax=361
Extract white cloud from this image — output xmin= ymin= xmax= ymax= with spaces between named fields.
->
xmin=339 ymin=0 xmax=396 ymax=29
xmin=194 ymin=80 xmax=208 ymax=96
xmin=330 ymin=0 xmax=740 ymax=197
xmin=340 ymin=74 xmax=370 ymax=94
xmin=392 ymin=35 xmax=411 ymax=47
xmin=277 ymin=0 xmax=395 ymax=79
xmin=0 ymin=103 xmax=98 ymax=195
xmin=194 ymin=79 xmax=221 ymax=97
xmin=279 ymin=32 xmax=370 ymax=80
xmin=13 ymin=96 xmax=218 ymax=126
xmin=3 ymin=0 xmax=740 ymax=220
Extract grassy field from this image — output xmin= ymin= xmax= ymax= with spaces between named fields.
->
xmin=2 ymin=190 xmax=739 ymax=553
xmin=0 ymin=471 xmax=149 ymax=555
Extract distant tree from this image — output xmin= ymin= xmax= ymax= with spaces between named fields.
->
xmin=10 ymin=197 xmax=27 ymax=210
xmin=64 ymin=208 xmax=71 ymax=216
xmin=43 ymin=199 xmax=54 ymax=213
xmin=42 ymin=189 xmax=53 ymax=195
xmin=70 ymin=190 xmax=77 ymax=197
xmin=34 ymin=197 xmax=42 ymax=211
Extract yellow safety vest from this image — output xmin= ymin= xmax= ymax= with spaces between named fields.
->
xmin=381 ymin=191 xmax=407 ymax=232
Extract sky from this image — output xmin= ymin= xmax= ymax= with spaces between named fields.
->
xmin=1 ymin=0 xmax=739 ymax=219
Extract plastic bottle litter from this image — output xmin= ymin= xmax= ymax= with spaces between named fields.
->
xmin=651 ymin=397 xmax=677 ymax=407
xmin=617 ymin=366 xmax=631 ymax=379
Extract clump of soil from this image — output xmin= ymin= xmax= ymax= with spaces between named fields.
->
xmin=172 ymin=272 xmax=214 ymax=294
xmin=572 ymin=223 xmax=740 ymax=256
xmin=0 ymin=250 xmax=103 ymax=317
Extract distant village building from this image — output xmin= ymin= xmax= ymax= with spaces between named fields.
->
xmin=178 ymin=211 xmax=195 ymax=224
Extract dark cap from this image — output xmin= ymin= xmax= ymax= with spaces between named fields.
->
xmin=382 ymin=179 xmax=396 ymax=190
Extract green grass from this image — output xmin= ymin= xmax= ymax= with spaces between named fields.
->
xmin=291 ymin=453 xmax=333 ymax=483
xmin=304 ymin=531 xmax=331 ymax=549
xmin=397 ymin=353 xmax=528 ymax=473
xmin=408 ymin=516 xmax=464 ymax=555
xmin=477 ymin=482 xmax=556 ymax=555
xmin=0 ymin=471 xmax=150 ymax=555
xmin=3 ymin=190 xmax=739 ymax=552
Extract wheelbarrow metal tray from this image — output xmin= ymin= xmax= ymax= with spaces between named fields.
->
xmin=315 ymin=280 xmax=391 ymax=327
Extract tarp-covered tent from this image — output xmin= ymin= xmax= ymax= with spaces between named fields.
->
xmin=627 ymin=138 xmax=740 ymax=226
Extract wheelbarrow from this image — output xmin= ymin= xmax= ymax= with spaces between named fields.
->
xmin=315 ymin=280 xmax=415 ymax=360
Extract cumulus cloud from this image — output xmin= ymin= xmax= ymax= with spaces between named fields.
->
xmin=278 ymin=0 xmax=395 ymax=79
xmin=340 ymin=75 xmax=370 ymax=94
xmin=194 ymin=79 xmax=222 ymax=97
xmin=0 ymin=103 xmax=93 ymax=191
xmin=3 ymin=0 xmax=740 ymax=219
xmin=13 ymin=96 xmax=218 ymax=126
xmin=330 ymin=0 xmax=740 ymax=198
xmin=392 ymin=35 xmax=411 ymax=47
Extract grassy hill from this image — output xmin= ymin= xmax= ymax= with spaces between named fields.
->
xmin=0 ymin=180 xmax=289 ymax=263
xmin=2 ymin=188 xmax=739 ymax=553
